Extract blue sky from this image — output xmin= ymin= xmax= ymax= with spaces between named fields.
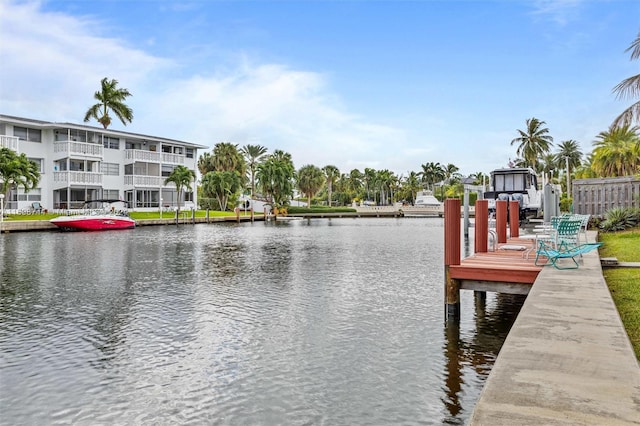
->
xmin=1 ymin=0 xmax=638 ymax=177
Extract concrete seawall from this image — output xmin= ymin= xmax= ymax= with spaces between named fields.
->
xmin=469 ymin=231 xmax=640 ymax=425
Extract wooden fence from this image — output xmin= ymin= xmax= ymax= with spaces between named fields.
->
xmin=572 ymin=176 xmax=640 ymax=216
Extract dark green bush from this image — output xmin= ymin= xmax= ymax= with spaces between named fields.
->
xmin=600 ymin=207 xmax=639 ymax=232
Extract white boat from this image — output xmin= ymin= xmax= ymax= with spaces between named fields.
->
xmin=50 ymin=200 xmax=136 ymax=231
xmin=414 ymin=190 xmax=442 ymax=207
xmin=401 ymin=190 xmax=443 ymax=216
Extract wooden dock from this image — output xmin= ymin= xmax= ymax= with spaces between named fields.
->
xmin=444 ymin=198 xmax=545 ymax=319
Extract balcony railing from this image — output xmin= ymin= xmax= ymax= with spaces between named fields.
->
xmin=53 ymin=171 xmax=103 ymax=187
xmin=125 ymin=149 xmax=161 ymax=163
xmin=161 ymin=152 xmax=185 ymax=165
xmin=54 ymin=141 xmax=103 ymax=158
xmin=124 ymin=175 xmax=163 ymax=187
xmin=0 ymin=135 xmax=19 ymax=152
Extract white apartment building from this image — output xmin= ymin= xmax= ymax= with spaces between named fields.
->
xmin=0 ymin=114 xmax=208 ymax=211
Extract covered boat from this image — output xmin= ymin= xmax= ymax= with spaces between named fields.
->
xmin=50 ymin=200 xmax=135 ymax=231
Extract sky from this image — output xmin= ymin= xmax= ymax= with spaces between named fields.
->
xmin=1 ymin=0 xmax=639 ymax=178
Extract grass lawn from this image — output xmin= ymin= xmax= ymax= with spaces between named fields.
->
xmin=599 ymin=227 xmax=640 ymax=360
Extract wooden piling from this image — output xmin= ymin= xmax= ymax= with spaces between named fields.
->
xmin=250 ymin=208 xmax=254 ymax=222
xmin=475 ymin=199 xmax=489 ymax=253
xmin=444 ymin=198 xmax=461 ymax=320
xmin=496 ymin=200 xmax=508 ymax=243
xmin=235 ymin=207 xmax=240 ymax=223
xmin=509 ymin=200 xmax=520 ymax=238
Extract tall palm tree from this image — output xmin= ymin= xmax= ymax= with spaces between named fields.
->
xmin=612 ymin=31 xmax=640 ymax=128
xmin=363 ymin=167 xmax=376 ymax=201
xmin=256 ymin=150 xmax=295 ymax=209
xmin=346 ymin=169 xmax=363 ymax=200
xmin=0 ymin=148 xmax=40 ymax=204
xmin=403 ymin=171 xmax=422 ymax=204
xmin=420 ymin=162 xmax=444 ymax=191
xmin=84 ymin=77 xmax=133 ymax=129
xmin=592 ymin=125 xmax=640 ymax=177
xmin=322 ymin=165 xmax=340 ymax=207
xmin=241 ymin=144 xmax=268 ymax=199
xmin=212 ymin=142 xmax=246 ymax=175
xmin=555 ymin=140 xmax=583 ymax=189
xmin=511 ymin=117 xmax=554 ymax=170
xmin=164 ymin=165 xmax=196 ymax=212
xmin=297 ymin=165 xmax=325 ymax=207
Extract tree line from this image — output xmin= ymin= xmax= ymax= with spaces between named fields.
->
xmin=2 ymin=32 xmax=639 ymax=210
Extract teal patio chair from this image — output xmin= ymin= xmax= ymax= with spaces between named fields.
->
xmin=534 ymin=241 xmax=602 ymax=269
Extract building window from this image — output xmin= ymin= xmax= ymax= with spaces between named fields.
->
xmin=102 ymin=162 xmax=119 ymax=176
xmin=103 ymin=189 xmax=119 ymax=199
xmin=27 ymin=158 xmax=44 ymax=173
xmin=185 ymin=148 xmax=194 ymax=158
xmin=17 ymin=188 xmax=41 ymax=201
xmin=103 ymin=136 xmax=120 ymax=150
xmin=125 ymin=140 xmax=142 ymax=150
xmin=162 ymin=164 xmax=176 ymax=177
xmin=14 ymin=126 xmax=42 ymax=142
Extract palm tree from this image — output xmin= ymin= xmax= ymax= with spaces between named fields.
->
xmin=164 ymin=165 xmax=196 ymax=212
xmin=241 ymin=144 xmax=268 ymax=199
xmin=297 ymin=165 xmax=325 ymax=207
xmin=198 ymin=152 xmax=215 ymax=175
xmin=363 ymin=167 xmax=376 ymax=201
xmin=511 ymin=118 xmax=554 ymax=170
xmin=592 ymin=125 xmax=640 ymax=177
xmin=555 ymin=140 xmax=583 ymax=190
xmin=201 ymin=170 xmax=243 ymax=211
xmin=322 ymin=165 xmax=340 ymax=207
xmin=0 ymin=148 xmax=40 ymax=205
xmin=256 ymin=150 xmax=295 ymax=209
xmin=403 ymin=171 xmax=422 ymax=204
xmin=539 ymin=153 xmax=558 ymax=182
xmin=212 ymin=142 xmax=246 ymax=175
xmin=420 ymin=162 xmax=445 ymax=192
xmin=612 ymin=31 xmax=640 ymax=128
xmin=84 ymin=77 xmax=133 ymax=129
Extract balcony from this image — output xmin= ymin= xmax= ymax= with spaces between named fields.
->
xmin=53 ymin=171 xmax=103 ymax=189
xmin=161 ymin=152 xmax=186 ymax=165
xmin=1 ymin=135 xmax=19 ymax=152
xmin=125 ymin=149 xmax=161 ymax=163
xmin=124 ymin=175 xmax=163 ymax=188
xmin=54 ymin=141 xmax=103 ymax=159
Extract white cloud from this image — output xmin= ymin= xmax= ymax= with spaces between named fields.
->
xmin=0 ymin=0 xmax=408 ymax=174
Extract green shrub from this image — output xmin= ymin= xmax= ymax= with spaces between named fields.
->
xmin=600 ymin=207 xmax=638 ymax=232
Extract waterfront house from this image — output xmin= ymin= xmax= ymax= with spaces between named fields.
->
xmin=0 ymin=114 xmax=208 ymax=212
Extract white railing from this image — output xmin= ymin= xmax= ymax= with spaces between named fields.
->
xmin=124 ymin=149 xmax=161 ymax=163
xmin=53 ymin=171 xmax=103 ymax=186
xmin=0 ymin=135 xmax=19 ymax=152
xmin=54 ymin=141 xmax=103 ymax=158
xmin=161 ymin=152 xmax=185 ymax=165
xmin=124 ymin=175 xmax=163 ymax=187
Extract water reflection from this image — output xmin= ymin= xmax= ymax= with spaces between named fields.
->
xmin=440 ymin=292 xmax=526 ymax=424
xmin=0 ymin=219 xmax=524 ymax=425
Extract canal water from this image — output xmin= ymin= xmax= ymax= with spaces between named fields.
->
xmin=0 ymin=218 xmax=525 ymax=425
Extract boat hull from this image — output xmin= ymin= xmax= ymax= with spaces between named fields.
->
xmin=50 ymin=215 xmax=136 ymax=231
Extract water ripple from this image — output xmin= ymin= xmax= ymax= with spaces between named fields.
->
xmin=0 ymin=219 xmax=523 ymax=425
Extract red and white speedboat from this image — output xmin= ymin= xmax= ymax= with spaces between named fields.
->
xmin=50 ymin=200 xmax=136 ymax=231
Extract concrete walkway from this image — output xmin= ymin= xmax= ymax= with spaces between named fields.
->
xmin=469 ymin=231 xmax=640 ymax=425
